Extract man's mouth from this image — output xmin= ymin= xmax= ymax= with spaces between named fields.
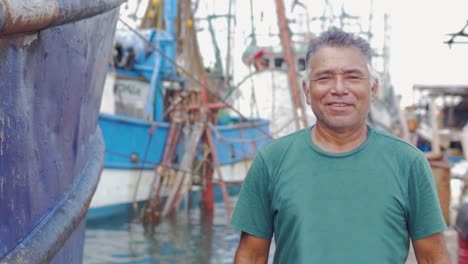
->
xmin=327 ymin=102 xmax=351 ymax=107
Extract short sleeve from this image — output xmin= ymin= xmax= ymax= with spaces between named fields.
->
xmin=230 ymin=153 xmax=273 ymax=239
xmin=407 ymin=155 xmax=447 ymax=240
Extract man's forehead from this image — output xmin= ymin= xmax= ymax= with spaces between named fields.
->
xmin=309 ymin=47 xmax=370 ymax=74
xmin=311 ymin=46 xmax=368 ymax=63
xmin=313 ymin=45 xmax=368 ymax=57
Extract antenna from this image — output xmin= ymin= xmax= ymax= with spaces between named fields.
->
xmin=445 ymin=20 xmax=468 ymax=48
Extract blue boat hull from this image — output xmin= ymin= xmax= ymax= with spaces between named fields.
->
xmin=87 ymin=9 xmax=272 ymax=220
xmin=0 ymin=0 xmax=124 ymax=262
xmin=88 ymin=114 xmax=270 ymax=220
xmin=99 ymin=113 xmax=170 ymax=169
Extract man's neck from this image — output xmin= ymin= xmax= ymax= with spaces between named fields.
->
xmin=312 ymin=123 xmax=369 ymax=153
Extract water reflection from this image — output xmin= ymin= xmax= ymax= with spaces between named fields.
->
xmin=84 ymin=202 xmax=240 ymax=264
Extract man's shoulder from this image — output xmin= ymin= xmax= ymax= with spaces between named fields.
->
xmin=371 ymin=127 xmax=423 ymax=158
xmin=261 ymin=128 xmax=305 ymax=151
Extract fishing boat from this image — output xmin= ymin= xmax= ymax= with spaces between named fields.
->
xmin=88 ymin=0 xmax=271 ymax=220
xmin=0 ymin=0 xmax=124 ymax=262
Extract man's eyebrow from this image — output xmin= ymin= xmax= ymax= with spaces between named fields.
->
xmin=312 ymin=68 xmax=367 ymax=77
xmin=312 ymin=70 xmax=334 ymax=77
xmin=343 ymin=69 xmax=366 ymax=75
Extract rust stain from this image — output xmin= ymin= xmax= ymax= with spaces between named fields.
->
xmin=0 ymin=32 xmax=38 ymax=48
xmin=0 ymin=0 xmax=60 ymax=36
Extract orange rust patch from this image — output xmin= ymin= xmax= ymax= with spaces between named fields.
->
xmin=0 ymin=0 xmax=60 ymax=36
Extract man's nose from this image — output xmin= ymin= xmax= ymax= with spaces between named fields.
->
xmin=331 ymin=76 xmax=347 ymax=94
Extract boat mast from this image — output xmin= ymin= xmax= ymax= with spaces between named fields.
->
xmin=249 ymin=0 xmax=257 ymax=46
xmin=274 ymin=0 xmax=307 ymax=129
xmin=225 ymin=0 xmax=234 ymax=89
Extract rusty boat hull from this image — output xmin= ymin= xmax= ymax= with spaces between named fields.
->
xmin=0 ymin=0 xmax=125 ymax=262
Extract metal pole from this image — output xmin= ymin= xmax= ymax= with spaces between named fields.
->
xmin=200 ymin=75 xmax=215 ymax=212
xmin=274 ymin=0 xmax=307 ymax=129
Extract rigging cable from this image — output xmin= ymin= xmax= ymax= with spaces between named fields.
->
xmin=118 ymin=18 xmax=274 ymax=140
xmin=131 ymin=95 xmax=183 ymax=213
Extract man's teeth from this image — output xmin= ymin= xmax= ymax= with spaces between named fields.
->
xmin=329 ymin=103 xmax=348 ymax=106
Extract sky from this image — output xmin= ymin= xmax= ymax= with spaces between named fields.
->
xmin=194 ymin=0 xmax=468 ymax=107
xmin=120 ymin=0 xmax=468 ymax=108
xmin=383 ymin=0 xmax=468 ymax=106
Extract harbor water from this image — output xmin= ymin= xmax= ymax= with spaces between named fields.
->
xmin=83 ymin=182 xmax=461 ymax=264
xmin=84 ymin=197 xmax=247 ymax=264
xmin=83 ymin=196 xmax=458 ymax=264
xmin=84 ymin=202 xmax=238 ymax=263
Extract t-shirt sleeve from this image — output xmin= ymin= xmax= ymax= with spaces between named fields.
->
xmin=230 ymin=153 xmax=273 ymax=239
xmin=407 ymin=154 xmax=447 ymax=240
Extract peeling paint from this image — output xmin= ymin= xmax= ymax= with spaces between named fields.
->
xmin=0 ymin=177 xmax=4 ymax=199
xmin=0 ymin=3 xmax=122 ymax=261
xmin=9 ymin=197 xmax=14 ymax=211
xmin=0 ymin=130 xmax=3 ymax=156
xmin=0 ymin=112 xmax=4 ymax=156
xmin=0 ymin=32 xmax=38 ymax=48
xmin=22 ymin=33 xmax=38 ymax=46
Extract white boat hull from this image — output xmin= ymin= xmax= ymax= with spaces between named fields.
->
xmin=88 ymin=160 xmax=251 ymax=219
xmin=90 ymin=168 xmax=154 ymax=209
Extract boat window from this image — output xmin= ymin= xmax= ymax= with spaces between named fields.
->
xmin=274 ymin=58 xmax=284 ymax=69
xmin=114 ymin=78 xmax=152 ymax=120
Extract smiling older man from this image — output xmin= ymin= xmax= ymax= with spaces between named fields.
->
xmin=231 ymin=30 xmax=450 ymax=264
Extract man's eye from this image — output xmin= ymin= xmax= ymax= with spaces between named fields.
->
xmin=316 ymin=76 xmax=331 ymax=81
xmin=347 ymin=75 xmax=364 ymax=81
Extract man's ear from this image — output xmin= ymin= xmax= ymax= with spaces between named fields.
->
xmin=371 ymin=79 xmax=378 ymax=102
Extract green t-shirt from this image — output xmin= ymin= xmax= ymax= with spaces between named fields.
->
xmin=231 ymin=125 xmax=447 ymax=263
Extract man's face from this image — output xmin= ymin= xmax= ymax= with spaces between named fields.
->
xmin=303 ymin=46 xmax=377 ymax=132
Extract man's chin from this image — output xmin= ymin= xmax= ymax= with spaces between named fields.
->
xmin=318 ymin=120 xmax=365 ymax=132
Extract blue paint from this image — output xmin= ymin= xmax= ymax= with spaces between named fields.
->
xmin=209 ymin=118 xmax=271 ymax=164
xmin=87 ymin=203 xmax=135 ymax=221
xmin=50 ymin=220 xmax=86 ymax=264
xmin=163 ymin=0 xmax=177 ymax=74
xmin=0 ymin=1 xmax=123 ymax=262
xmin=99 ymin=113 xmax=170 ymax=169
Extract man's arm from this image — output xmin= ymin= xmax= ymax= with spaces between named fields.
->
xmin=412 ymin=232 xmax=451 ymax=264
xmin=234 ymin=232 xmax=271 ymax=264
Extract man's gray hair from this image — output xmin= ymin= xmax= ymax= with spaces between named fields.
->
xmin=305 ymin=30 xmax=377 ymax=83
